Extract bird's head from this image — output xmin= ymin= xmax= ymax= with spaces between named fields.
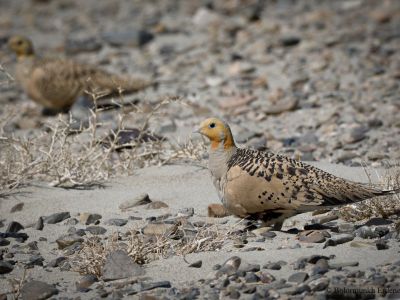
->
xmin=8 ymin=35 xmax=34 ymax=58
xmin=195 ymin=117 xmax=235 ymax=150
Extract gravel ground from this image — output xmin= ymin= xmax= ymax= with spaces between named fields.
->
xmin=1 ymin=0 xmax=400 ymax=299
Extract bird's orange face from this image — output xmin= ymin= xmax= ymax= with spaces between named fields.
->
xmin=196 ymin=118 xmax=235 ymax=150
xmin=8 ymin=35 xmax=34 ymax=58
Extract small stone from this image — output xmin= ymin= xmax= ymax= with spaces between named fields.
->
xmin=263 ymin=262 xmax=282 ymax=270
xmin=338 ymin=223 xmax=355 ymax=233
xmin=216 ymin=256 xmax=241 ymax=278
xmin=102 ymin=29 xmax=154 ymax=47
xmin=312 ymin=259 xmax=329 ymax=275
xmin=208 ymin=204 xmax=230 ymax=217
xmin=106 ymin=219 xmax=128 ymax=227
xmin=329 ymin=261 xmax=359 ymax=269
xmin=323 ymin=234 xmax=354 ymax=248
xmin=259 ymin=272 xmax=276 ymax=284
xmin=56 ymin=234 xmax=84 ymax=249
xmin=65 ymin=35 xmax=102 ymax=55
xmin=76 ymin=274 xmax=98 ymax=292
xmin=44 ymin=212 xmax=70 ymax=224
xmin=245 ymin=272 xmax=260 ymax=283
xmin=65 ymin=218 xmax=78 ymax=225
xmin=0 ymin=238 xmax=10 ymax=246
xmin=26 ymin=254 xmax=44 ymax=268
xmin=119 ymin=194 xmax=151 ymax=210
xmin=85 ymin=226 xmax=107 ymax=235
xmin=47 ymin=257 xmax=67 ymax=268
xmin=343 ymin=126 xmax=368 ymax=144
xmin=189 ymin=260 xmax=202 ymax=268
xmin=102 ymin=250 xmax=144 ymax=281
xmin=263 ymin=232 xmax=277 ymax=239
xmin=142 ymin=223 xmax=175 ymax=236
xmin=288 ymin=272 xmax=309 ymax=283
xmin=146 ymin=201 xmax=169 ymax=209
xmin=309 ymin=277 xmax=329 ymax=291
xmin=21 ymin=281 xmax=58 ymax=300
xmin=177 ymin=207 xmax=194 ymax=217
xmin=376 ymin=239 xmax=389 ymax=250
xmin=10 ymin=202 xmax=24 ymax=213
xmin=239 ymin=263 xmax=260 ymax=273
xmin=141 ymin=281 xmax=171 ymax=291
xmin=280 ymin=35 xmax=301 ymax=47
xmin=298 ymin=230 xmax=326 ymax=243
xmin=0 ymin=261 xmax=13 ymax=274
xmin=363 ymin=218 xmax=392 ymax=226
xmin=6 ymin=221 xmax=24 ymax=233
xmin=354 ymin=226 xmax=379 ymax=239
xmin=35 ymin=217 xmax=44 ymax=230
xmin=79 ymin=213 xmax=102 ymax=225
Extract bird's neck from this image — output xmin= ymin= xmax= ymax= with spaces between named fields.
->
xmin=208 ymin=141 xmax=237 ymax=179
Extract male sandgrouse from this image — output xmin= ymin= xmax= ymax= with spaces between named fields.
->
xmin=8 ymin=35 xmax=152 ymax=113
xmin=197 ymin=117 xmax=398 ymax=230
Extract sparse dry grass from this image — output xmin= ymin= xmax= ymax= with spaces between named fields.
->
xmin=339 ymin=165 xmax=400 ymax=221
xmin=0 ymin=93 xmax=206 ymax=196
xmin=69 ymin=222 xmax=240 ymax=277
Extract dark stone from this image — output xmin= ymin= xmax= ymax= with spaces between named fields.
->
xmin=35 ymin=217 xmax=44 ymax=230
xmin=216 ymin=256 xmax=241 ymax=278
xmin=0 ymin=237 xmax=10 ymax=246
xmin=47 ymin=257 xmax=66 ymax=268
xmin=245 ymin=272 xmax=260 ymax=283
xmin=262 ymin=231 xmax=277 ymax=239
xmin=280 ymin=35 xmax=301 ymax=47
xmin=141 ymin=281 xmax=171 ymax=291
xmin=239 ymin=263 xmax=260 ymax=273
xmin=323 ymin=234 xmax=354 ymax=248
xmin=10 ymin=202 xmax=24 ymax=213
xmin=0 ymin=261 xmax=13 ymax=274
xmin=189 ymin=260 xmax=202 ymax=268
xmin=355 ymin=226 xmax=379 ymax=239
xmin=309 ymin=277 xmax=329 ymax=291
xmin=376 ymin=239 xmax=389 ymax=250
xmin=102 ymin=250 xmax=145 ymax=281
xmin=6 ymin=221 xmax=24 ymax=233
xmin=85 ymin=226 xmax=107 ymax=235
xmin=363 ymin=218 xmax=392 ymax=226
xmin=26 ymin=254 xmax=44 ymax=267
xmin=106 ymin=219 xmax=128 ymax=227
xmin=311 ymin=259 xmax=329 ymax=275
xmin=374 ymin=226 xmax=389 ymax=237
xmin=76 ymin=274 xmax=98 ymax=292
xmin=288 ymin=272 xmax=309 ymax=283
xmin=43 ymin=212 xmax=70 ymax=224
xmin=101 ymin=29 xmax=154 ymax=47
xmin=65 ymin=36 xmax=102 ymax=55
xmin=56 ymin=234 xmax=84 ymax=249
xmin=0 ymin=232 xmax=28 ymax=242
xmin=21 ymin=280 xmax=58 ymax=300
xmin=264 ymin=262 xmax=282 ymax=270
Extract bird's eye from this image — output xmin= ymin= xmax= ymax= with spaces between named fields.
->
xmin=209 ymin=123 xmax=216 ymax=128
xmin=16 ymin=40 xmax=23 ymax=45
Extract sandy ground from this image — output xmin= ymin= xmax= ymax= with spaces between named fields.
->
xmin=1 ymin=162 xmax=398 ymax=298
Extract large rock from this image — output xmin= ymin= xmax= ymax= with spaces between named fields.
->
xmin=102 ymin=250 xmax=144 ymax=281
xmin=21 ymin=281 xmax=58 ymax=300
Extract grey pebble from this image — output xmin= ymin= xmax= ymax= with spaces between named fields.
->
xmin=189 ymin=260 xmax=202 ymax=268
xmin=85 ymin=226 xmax=107 ymax=235
xmin=102 ymin=250 xmax=144 ymax=281
xmin=323 ymin=233 xmax=354 ymax=248
xmin=0 ymin=237 xmax=10 ymax=246
xmin=35 ymin=217 xmax=44 ymax=230
xmin=106 ymin=218 xmax=128 ymax=227
xmin=288 ymin=272 xmax=309 ymax=283
xmin=0 ymin=261 xmax=13 ymax=274
xmin=102 ymin=29 xmax=154 ymax=47
xmin=47 ymin=256 xmax=67 ymax=268
xmin=6 ymin=221 xmax=24 ymax=233
xmin=44 ymin=212 xmax=70 ymax=224
xmin=10 ymin=202 xmax=24 ymax=213
xmin=21 ymin=280 xmax=58 ymax=300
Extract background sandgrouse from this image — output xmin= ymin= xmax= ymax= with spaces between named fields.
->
xmin=197 ymin=117 xmax=399 ymax=230
xmin=8 ymin=35 xmax=152 ymax=113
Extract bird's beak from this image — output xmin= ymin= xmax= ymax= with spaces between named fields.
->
xmin=192 ymin=127 xmax=201 ymax=134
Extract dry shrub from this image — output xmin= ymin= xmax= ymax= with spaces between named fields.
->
xmin=339 ymin=165 xmax=400 ymax=221
xmin=0 ymin=94 xmax=205 ymax=196
xmin=70 ymin=222 xmax=239 ymax=277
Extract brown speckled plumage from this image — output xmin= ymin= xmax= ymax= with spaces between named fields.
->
xmin=8 ymin=35 xmax=152 ymax=112
xmin=197 ymin=118 xmax=397 ymax=230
